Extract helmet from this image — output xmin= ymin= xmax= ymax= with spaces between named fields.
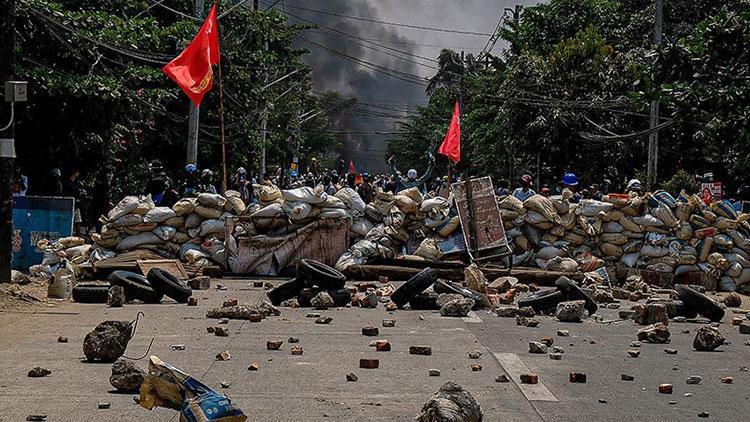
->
xmin=407 ymin=169 xmax=418 ymax=179
xmin=307 ymin=172 xmax=314 ymax=179
xmin=627 ymin=179 xmax=643 ymax=191
xmin=149 ymin=159 xmax=163 ymax=172
xmin=362 ymin=172 xmax=370 ymax=179
xmin=521 ymin=174 xmax=533 ymax=184
xmin=290 ymin=170 xmax=298 ymax=178
xmin=185 ymin=163 xmax=197 ymax=174
xmin=237 ymin=167 xmax=247 ymax=175
xmin=50 ymin=168 xmax=61 ymax=178
xmin=202 ymin=169 xmax=213 ymax=177
xmin=562 ymin=173 xmax=579 ymax=186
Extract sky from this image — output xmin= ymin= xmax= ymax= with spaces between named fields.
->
xmin=268 ymin=0 xmax=542 ymax=172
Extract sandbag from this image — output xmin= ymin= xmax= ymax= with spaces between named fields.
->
xmin=698 ymin=237 xmax=714 ymax=262
xmin=107 ymin=196 xmax=141 ymax=221
xmin=603 ymin=221 xmax=623 ymax=233
xmin=674 ymin=202 xmax=694 ymax=221
xmin=599 ymin=209 xmax=624 ymax=222
xmin=726 ymin=262 xmax=743 ymax=278
xmin=393 ymin=195 xmax=419 ymax=214
xmin=651 ymin=204 xmax=678 ymax=228
xmin=152 ymin=225 xmax=177 ymax=241
xmin=91 ymin=233 xmax=121 ymax=249
xmin=420 ymin=196 xmax=450 ymax=213
xmin=675 ymin=221 xmax=693 ymax=241
xmin=252 ymin=203 xmax=284 ymax=218
xmin=725 ymin=252 xmax=750 ymax=268
xmin=224 ymin=195 xmax=246 ymax=215
xmin=620 ymin=253 xmax=639 ymax=267
xmin=143 ymin=207 xmax=177 ymax=224
xmin=110 ymin=214 xmax=143 ymax=228
xmin=116 ymin=233 xmax=163 ymax=251
xmin=335 ymin=188 xmax=366 ymax=213
xmin=576 ymin=199 xmax=614 ymax=217
xmin=131 ymin=222 xmax=158 ymax=232
xmin=549 ymin=195 xmax=570 ymax=215
xmin=601 ymin=233 xmax=627 ymax=246
xmin=192 ymin=219 xmax=225 ymax=238
xmin=497 ymin=195 xmax=524 ymax=213
xmin=195 ymin=205 xmax=222 ymax=219
xmin=282 ymin=187 xmax=327 ymax=204
xmin=414 ymin=238 xmax=443 ymax=261
xmin=163 ymin=216 xmax=185 ymax=229
xmin=398 ymin=187 xmax=423 ymax=205
xmin=641 ymin=245 xmax=668 ymax=258
xmin=632 ymin=215 xmax=664 ymax=227
xmin=536 ymin=245 xmax=564 ymax=260
xmin=322 ymin=195 xmax=348 ymax=210
xmin=319 ymin=209 xmax=350 ymax=220
xmin=652 ymin=190 xmax=677 ymax=208
xmin=714 ymin=234 xmax=733 ymax=250
xmin=172 ymin=198 xmax=197 ymax=216
xmin=282 ymin=201 xmax=313 ymax=220
xmin=600 ymin=243 xmax=623 ymax=258
xmin=712 ymin=200 xmax=738 ymax=220
xmin=184 ymin=213 xmax=202 ymax=230
xmin=715 ymin=217 xmax=739 ymax=231
xmin=622 ymin=240 xmax=644 ymax=254
xmin=438 ymin=216 xmax=460 ymax=237
xmin=619 ymin=217 xmax=643 ymax=233
xmin=132 ymin=195 xmax=155 ymax=215
xmin=255 ymin=184 xmax=283 ymax=204
xmin=351 ymin=218 xmax=374 ymax=237
xmin=64 ymin=244 xmax=92 ymax=260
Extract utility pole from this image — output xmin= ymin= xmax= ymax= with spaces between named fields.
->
xmin=647 ymin=0 xmax=663 ymax=189
xmin=0 ymin=0 xmax=16 ymax=282
xmin=259 ymin=38 xmax=269 ymax=177
xmin=186 ymin=0 xmax=205 ymax=165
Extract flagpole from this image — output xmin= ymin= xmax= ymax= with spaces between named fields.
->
xmin=217 ymin=56 xmax=228 ymax=193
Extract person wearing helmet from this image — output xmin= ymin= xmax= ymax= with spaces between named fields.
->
xmin=388 ymin=152 xmax=435 ymax=193
xmin=145 ymin=160 xmax=172 ymax=205
xmin=626 ymin=178 xmax=643 ymax=196
xmin=181 ymin=163 xmax=200 ymax=197
xmin=43 ymin=167 xmax=64 ymax=196
xmin=198 ymin=169 xmax=217 ymax=194
xmin=231 ymin=167 xmax=252 ymax=203
xmin=512 ymin=174 xmax=536 ymax=201
xmin=357 ymin=172 xmax=375 ymax=204
xmin=561 ymin=172 xmax=581 ymax=203
xmin=304 ymin=172 xmax=316 ymax=188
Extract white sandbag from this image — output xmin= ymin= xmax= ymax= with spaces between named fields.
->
xmin=109 ymin=214 xmax=143 ymax=228
xmin=544 ymin=256 xmax=578 ymax=273
xmin=252 ymin=203 xmax=284 ymax=218
xmin=641 ymin=245 xmax=668 ymax=258
xmin=651 ymin=204 xmax=678 ymax=228
xmin=523 ymin=195 xmax=561 ymax=224
xmin=91 ymin=233 xmax=121 ymax=249
xmin=107 ymin=196 xmax=141 ymax=221
xmin=116 ymin=232 xmax=163 ymax=251
xmin=152 ymin=225 xmax=177 ymax=241
xmin=58 ymin=236 xmax=85 ymax=249
xmin=620 ymin=253 xmax=639 ymax=267
xmin=549 ymin=195 xmax=570 ymax=215
xmin=143 ymin=207 xmax=177 ymax=223
xmin=726 ymin=261 xmax=743 ymax=278
xmin=195 ymin=205 xmax=222 ymax=219
xmin=172 ymin=198 xmax=197 ymax=216
xmin=282 ymin=201 xmax=313 ymax=220
xmin=497 ymin=195 xmax=524 ymax=213
xmin=576 ymin=199 xmax=614 ymax=217
xmin=197 ymin=193 xmax=227 ymax=208
xmin=603 ymin=221 xmax=623 ymax=233
xmin=599 ymin=209 xmax=623 ymax=222
xmin=255 ymin=184 xmax=283 ymax=204
xmin=322 ymin=195 xmax=347 ymax=209
xmin=351 ymin=218 xmax=374 ymax=237
xmin=438 ymin=216 xmax=460 ymax=237
xmin=282 ymin=187 xmax=327 ymax=204
xmin=735 ymin=268 xmax=750 ymax=286
xmin=191 ymin=219 xmax=224 ymax=238
xmin=64 ymin=244 xmax=92 ymax=260
xmin=536 ymin=245 xmax=564 ymax=260
xmin=398 ymin=187 xmax=423 ymax=205
xmin=184 ymin=213 xmax=202 ymax=229
xmin=335 ymin=188 xmax=366 ymax=213
xmin=224 ymin=195 xmax=246 ymax=215
xmin=319 ymin=208 xmax=350 ymax=220
xmin=420 ymin=196 xmax=450 ymax=213
xmin=632 ymin=215 xmax=664 ymax=227
xmin=727 ymin=230 xmax=750 ymax=251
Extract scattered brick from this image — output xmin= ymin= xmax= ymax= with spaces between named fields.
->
xmin=266 ymin=341 xmax=283 ymax=350
xmin=187 ymin=297 xmax=198 ymax=306
xmin=520 ymin=374 xmax=538 ymax=384
xmin=409 ymin=346 xmax=432 ymax=356
xmin=346 ymin=372 xmax=358 ymax=382
xmin=375 ymin=340 xmax=391 ymax=352
xmin=362 ymin=326 xmax=379 ymax=336
xmin=359 ymin=358 xmax=379 ymax=369
xmin=291 ymin=346 xmax=303 ymax=355
xmin=569 ymin=372 xmax=587 ymax=383
xmin=214 ymin=327 xmax=229 ymax=337
xmin=658 ymin=384 xmax=673 ymax=394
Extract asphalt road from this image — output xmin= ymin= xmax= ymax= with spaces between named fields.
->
xmin=0 ymin=280 xmax=748 ymax=421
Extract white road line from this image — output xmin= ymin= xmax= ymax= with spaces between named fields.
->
xmin=493 ymin=352 xmax=558 ymax=402
xmin=462 ymin=311 xmax=483 ymax=323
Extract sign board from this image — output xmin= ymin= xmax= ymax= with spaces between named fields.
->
xmin=451 ymin=177 xmax=511 ymax=262
xmin=12 ymin=196 xmax=75 ymax=270
xmin=700 ymin=182 xmax=722 ymax=204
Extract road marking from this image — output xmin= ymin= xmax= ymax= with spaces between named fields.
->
xmin=462 ymin=311 xmax=483 ymax=323
xmin=493 ymin=352 xmax=558 ymax=402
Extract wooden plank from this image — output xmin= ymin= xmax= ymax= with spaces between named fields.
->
xmin=451 ymin=177 xmax=512 ymax=261
xmin=137 ymin=259 xmax=187 ymax=279
xmin=344 ymin=264 xmax=583 ymax=284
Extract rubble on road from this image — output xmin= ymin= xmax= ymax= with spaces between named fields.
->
xmin=82 ymin=320 xmax=133 ymax=363
xmin=440 ymin=297 xmax=474 ymax=317
xmin=556 ymin=300 xmax=587 ymax=322
xmin=110 ymin=359 xmax=145 ymax=392
xmin=416 ymin=382 xmax=482 ymax=422
xmin=27 ymin=367 xmax=51 ymax=378
xmin=693 ymin=325 xmax=726 ymax=351
xmin=637 ymin=323 xmax=671 ymax=343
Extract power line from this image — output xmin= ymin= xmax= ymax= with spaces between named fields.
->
xmin=266 ymin=2 xmax=493 ymax=36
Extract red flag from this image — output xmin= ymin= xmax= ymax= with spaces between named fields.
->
xmin=162 ymin=4 xmax=220 ymax=106
xmin=349 ymin=160 xmax=356 ymax=174
xmin=438 ymin=100 xmax=461 ymax=163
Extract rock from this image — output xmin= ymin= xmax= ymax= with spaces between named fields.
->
xmin=375 ymin=340 xmax=391 ymax=351
xmin=739 ymin=322 xmax=750 ymax=334
xmin=280 ymin=298 xmax=300 ymax=308
xmin=440 ymin=298 xmax=475 ymax=317
xmin=732 ymin=317 xmax=744 ymax=326
xmin=248 ymin=363 xmax=259 ymax=371
xmin=82 ymin=321 xmax=133 ymax=363
xmin=28 ymin=367 xmax=51 ymax=377
xmin=171 ymin=344 xmax=185 ymax=351
xmin=698 ymin=412 xmax=709 ymax=418
xmin=416 ymin=382 xmax=482 ymax=422
xmin=215 ymin=351 xmax=231 ymax=361
xmin=207 ymin=305 xmax=264 ymax=320
xmin=637 ymin=323 xmax=671 ymax=344
xmin=556 ymin=300 xmax=587 ymax=322
xmin=470 ymin=364 xmax=482 ymax=371
xmin=569 ymin=372 xmax=586 ymax=383
xmin=410 ymin=346 xmax=432 ymax=356
xmin=311 ymin=291 xmax=334 ymax=310
xmin=664 ymin=348 xmax=678 ymax=355
xmin=382 ymin=319 xmax=396 ymax=328
xmin=436 ymin=293 xmax=464 ymax=307
xmin=557 ymin=330 xmax=570 ymax=337
xmin=429 ymin=369 xmax=441 ymax=377
xmin=686 ymin=375 xmax=702 ymax=385
xmin=248 ymin=314 xmax=263 ymax=323
xmin=722 ymin=292 xmax=742 ymax=307
xmin=57 ymin=336 xmax=68 ymax=343
xmin=693 ymin=325 xmax=725 ymax=351
xmin=290 ymin=345 xmax=303 ymax=355
xmin=97 ymin=403 xmax=110 ymax=409
xmin=214 ymin=327 xmax=229 ymax=337
xmin=628 ymin=350 xmax=640 ymax=358
xmin=359 ymin=358 xmax=379 ymax=369
xmin=266 ymin=340 xmax=283 ymax=350
xmin=223 ymin=298 xmax=239 ymax=307
xmin=552 ymin=346 xmax=564 ymax=353
xmin=306 ymin=312 xmax=321 ymax=318
xmin=346 ymin=372 xmax=358 ymax=382
xmin=593 ymin=290 xmax=614 ymax=304
xmin=606 ymin=303 xmax=621 ymax=309
xmin=26 ymin=415 xmax=47 ymax=421
xmin=107 ymin=286 xmax=125 ymax=307
xmin=630 ymin=341 xmax=641 ymax=347
xmin=612 ymin=288 xmax=631 ymax=300
xmin=315 ymin=316 xmax=333 ymax=324
xmin=549 ymin=353 xmax=562 ymax=360
xmin=220 ymin=381 xmax=231 ymax=388
xmin=218 ymin=318 xmax=229 ymax=324
xmin=495 ymin=375 xmax=510 ymax=383
xmin=360 ymin=292 xmax=379 ymax=308
xmin=518 ymin=306 xmax=536 ymax=318
xmin=618 ymin=310 xmax=636 ymax=320
xmin=659 ymin=384 xmax=673 ymax=394
xmin=634 ymin=303 xmax=669 ymax=325
xmin=362 ymin=326 xmax=379 ymax=336
xmin=621 ymin=374 xmax=635 ymax=381
xmin=721 ymin=376 xmax=734 ymax=384
xmin=520 ymin=374 xmax=538 ymax=384
xmin=468 ymin=350 xmax=482 ymax=359
xmin=187 ymin=297 xmax=198 ymax=306
xmin=540 ymin=337 xmax=553 ymax=347
xmin=489 ymin=276 xmax=517 ymax=293
xmin=672 ymin=316 xmax=686 ymax=323
xmin=529 ymin=342 xmax=548 ymax=354
xmin=109 ymin=359 xmax=145 ymax=392
xmin=187 ymin=276 xmax=210 ymax=290
xmin=288 ymin=337 xmax=300 ymax=343
xmin=495 ymin=307 xmax=519 ymax=318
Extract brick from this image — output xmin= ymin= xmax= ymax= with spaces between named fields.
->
xmin=57 ymin=336 xmax=68 ymax=343
xmin=359 ymin=358 xmax=379 ymax=369
xmin=290 ymin=346 xmax=303 ymax=355
xmin=187 ymin=297 xmax=198 ymax=306
xmin=206 ymin=326 xmax=215 ymax=333
xmin=362 ymin=326 xmax=379 ymax=336
xmin=428 ymin=369 xmax=441 ymax=376
xmin=541 ymin=337 xmax=554 ymax=347
xmin=520 ymin=374 xmax=538 ymax=384
xmin=215 ymin=351 xmax=231 ymax=361
xmin=315 ymin=316 xmax=333 ymax=324
xmin=247 ymin=362 xmax=259 ymax=371
xmin=621 ymin=374 xmax=635 ymax=381
xmin=409 ymin=346 xmax=432 ymax=356
xmin=187 ymin=276 xmax=210 ymax=290
xmin=248 ymin=314 xmax=263 ymax=323
xmin=658 ymin=384 xmax=673 ymax=394
xmin=375 ymin=340 xmax=391 ymax=352
xmin=214 ymin=327 xmax=229 ymax=337
xmin=569 ymin=372 xmax=587 ymax=383
xmin=346 ymin=372 xmax=358 ymax=382
xmin=266 ymin=341 xmax=283 ymax=350
xmin=382 ymin=319 xmax=395 ymax=328
xmin=471 ymin=364 xmax=482 ymax=372
xmin=496 ymin=374 xmax=510 ymax=383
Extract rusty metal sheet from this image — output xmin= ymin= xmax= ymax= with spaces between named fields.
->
xmin=452 ymin=176 xmax=511 ymax=262
xmin=230 ymin=218 xmax=349 ymax=275
xmin=137 ymin=259 xmax=188 ymax=279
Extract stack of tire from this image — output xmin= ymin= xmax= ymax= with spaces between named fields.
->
xmin=72 ymin=269 xmax=192 ymax=304
xmin=389 ymin=268 xmax=486 ymax=310
xmin=267 ymin=259 xmax=351 ymax=307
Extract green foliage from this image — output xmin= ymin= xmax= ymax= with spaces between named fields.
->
xmin=660 ymin=169 xmax=700 ymax=195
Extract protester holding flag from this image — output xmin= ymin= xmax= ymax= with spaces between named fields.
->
xmin=388 ymin=153 xmax=435 ymax=193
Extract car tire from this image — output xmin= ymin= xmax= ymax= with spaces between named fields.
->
xmin=297 ymin=259 xmax=346 ymax=290
xmin=147 ymin=268 xmax=192 ymax=303
xmin=390 ymin=268 xmax=438 ymax=308
xmin=108 ymin=271 xmax=163 ymax=304
xmin=555 ymin=276 xmax=598 ymax=315
xmin=661 ymin=300 xmax=699 ymax=319
xmin=409 ymin=292 xmax=440 ymax=310
xmin=676 ymin=285 xmax=724 ymax=322
xmin=517 ymin=288 xmax=566 ymax=312
xmin=327 ymin=289 xmax=352 ymax=307
xmin=72 ymin=284 xmax=110 ymax=304
xmin=266 ymin=278 xmax=306 ymax=305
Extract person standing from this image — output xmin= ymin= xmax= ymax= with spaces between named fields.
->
xmin=145 ymin=160 xmax=172 ymax=205
xmin=11 ymin=164 xmax=28 ymax=197
xmin=92 ymin=166 xmax=114 ymax=231
xmin=63 ymin=168 xmax=86 ymax=234
xmin=357 ymin=173 xmax=375 ymax=204
xmin=197 ymin=169 xmax=217 ymax=194
xmin=388 ymin=153 xmax=435 ymax=193
xmin=512 ymin=174 xmax=536 ymax=201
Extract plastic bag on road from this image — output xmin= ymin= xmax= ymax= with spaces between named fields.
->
xmin=140 ymin=356 xmax=247 ymax=421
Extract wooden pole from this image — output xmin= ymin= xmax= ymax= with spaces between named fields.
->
xmin=217 ymin=57 xmax=228 ymax=193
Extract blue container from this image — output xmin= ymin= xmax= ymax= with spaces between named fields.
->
xmin=12 ymin=196 xmax=74 ymax=270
